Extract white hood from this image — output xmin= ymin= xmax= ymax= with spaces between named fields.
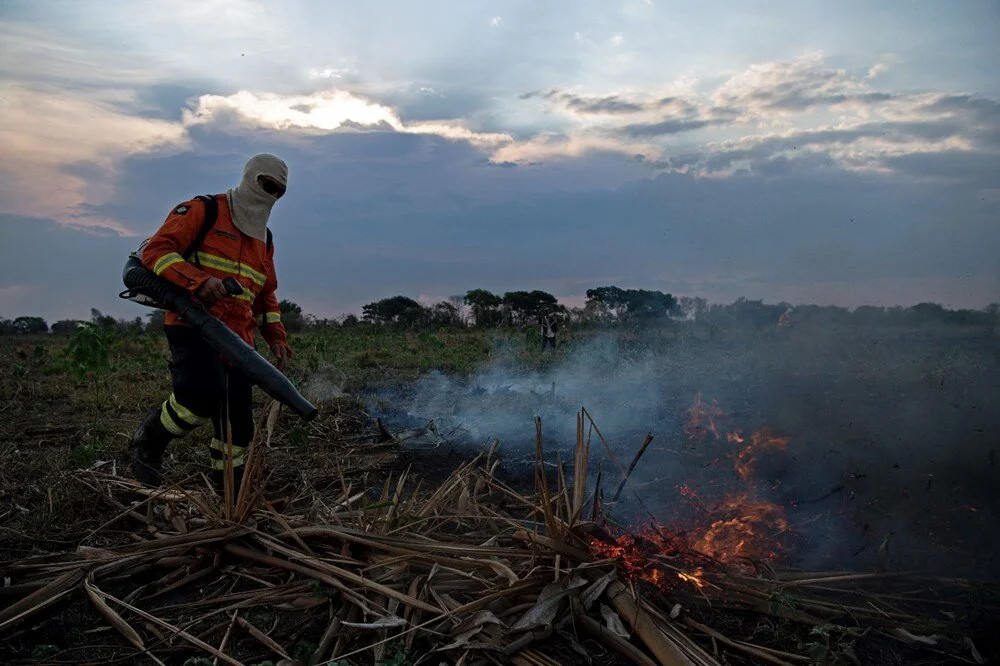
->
xmin=226 ymin=153 xmax=288 ymax=242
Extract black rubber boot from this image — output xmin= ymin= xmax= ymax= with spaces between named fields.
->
xmin=210 ymin=467 xmax=244 ymax=498
xmin=131 ymin=407 xmax=172 ymax=486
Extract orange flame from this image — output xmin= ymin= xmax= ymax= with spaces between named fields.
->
xmin=689 ymin=493 xmax=788 ymax=565
xmin=591 ymin=493 xmax=788 ymax=585
xmin=592 ymin=396 xmax=793 ymax=588
xmin=733 ymin=429 xmax=790 ymax=482
xmin=677 ymin=568 xmax=706 ymax=588
xmin=684 ymin=393 xmax=726 ymax=441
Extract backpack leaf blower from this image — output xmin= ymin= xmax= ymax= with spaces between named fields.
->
xmin=122 ymin=254 xmax=318 ymax=421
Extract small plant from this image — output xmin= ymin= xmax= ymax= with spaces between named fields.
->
xmin=768 ymin=590 xmax=799 ymax=615
xmin=68 ymin=443 xmax=97 ymax=468
xmin=65 ymin=323 xmax=111 ymax=379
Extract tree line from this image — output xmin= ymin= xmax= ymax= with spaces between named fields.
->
xmin=351 ymin=286 xmax=683 ymax=326
xmin=2 ymin=288 xmax=998 ymax=335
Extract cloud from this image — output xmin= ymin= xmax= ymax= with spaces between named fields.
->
xmin=307 ymin=67 xmax=350 ymax=80
xmin=1 ymin=9 xmax=995 ymax=321
xmin=622 ymin=118 xmax=715 ymax=136
xmin=0 ymin=84 xmax=188 ymax=232
xmin=490 ymin=133 xmax=658 ymax=163
xmin=711 ymin=52 xmax=878 ymax=115
xmin=0 ymin=22 xmax=162 ymax=86
xmin=883 ymin=149 xmax=1000 ymax=188
xmin=490 ymin=16 xmax=502 ymax=27
xmin=521 ymin=90 xmax=645 ymax=114
xmin=6 ymin=135 xmax=995 ymax=323
xmin=3 ymin=29 xmax=996 ymax=240
xmin=184 ymin=89 xmax=513 ymax=149
xmin=509 ymin=53 xmax=999 ymax=180
xmin=680 ymin=119 xmax=974 ymax=176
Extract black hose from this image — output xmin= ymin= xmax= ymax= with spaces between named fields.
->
xmin=123 ymin=255 xmax=318 ymax=421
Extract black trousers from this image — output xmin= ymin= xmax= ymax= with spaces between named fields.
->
xmin=160 ymin=326 xmax=254 ymax=469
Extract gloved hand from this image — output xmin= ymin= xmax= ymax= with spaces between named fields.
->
xmin=270 ymin=342 xmax=293 ymax=371
xmin=197 ymin=277 xmax=228 ymax=305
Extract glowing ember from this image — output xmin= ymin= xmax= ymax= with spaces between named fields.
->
xmin=677 ymin=484 xmax=699 ymax=500
xmin=677 ymin=568 xmax=706 ymax=588
xmin=589 ymin=528 xmax=704 ymax=590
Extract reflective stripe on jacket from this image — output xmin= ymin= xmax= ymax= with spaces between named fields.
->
xmin=141 ymin=194 xmax=287 ymax=347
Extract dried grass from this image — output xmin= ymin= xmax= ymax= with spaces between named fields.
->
xmin=1 ymin=404 xmax=993 ymax=665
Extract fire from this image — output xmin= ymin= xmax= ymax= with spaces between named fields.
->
xmin=732 ymin=428 xmax=791 ymax=482
xmin=589 ymin=528 xmax=682 ymax=569
xmin=592 ymin=395 xmax=793 ymax=587
xmin=677 ymin=568 xmax=706 ymax=588
xmin=589 ymin=527 xmax=707 ymax=590
xmin=684 ymin=393 xmax=726 ymax=441
xmin=590 ymin=491 xmax=788 ymax=586
xmin=689 ymin=493 xmax=788 ymax=565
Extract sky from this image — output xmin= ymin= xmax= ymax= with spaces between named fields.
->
xmin=1 ymin=0 xmax=998 ymax=322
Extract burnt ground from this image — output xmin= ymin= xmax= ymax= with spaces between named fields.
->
xmin=366 ymin=321 xmax=1000 ymax=582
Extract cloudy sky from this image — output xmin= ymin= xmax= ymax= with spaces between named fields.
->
xmin=1 ymin=1 xmax=998 ymax=321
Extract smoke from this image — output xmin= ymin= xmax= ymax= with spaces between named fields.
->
xmin=302 ymin=365 xmax=347 ymax=402
xmin=372 ymin=319 xmax=999 ymax=578
xmin=397 ymin=335 xmax=663 ymax=453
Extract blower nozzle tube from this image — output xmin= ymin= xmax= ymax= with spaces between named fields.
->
xmin=123 ymin=255 xmax=318 ymax=421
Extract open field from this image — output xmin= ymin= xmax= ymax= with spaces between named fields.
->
xmin=1 ymin=318 xmax=998 ymax=664
xmin=0 ymin=325 xmax=497 ymax=559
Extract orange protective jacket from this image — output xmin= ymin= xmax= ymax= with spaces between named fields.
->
xmin=141 ymin=194 xmax=288 ymax=349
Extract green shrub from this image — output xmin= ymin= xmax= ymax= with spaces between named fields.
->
xmin=65 ymin=323 xmax=111 ymax=379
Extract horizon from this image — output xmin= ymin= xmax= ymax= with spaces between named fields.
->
xmin=2 ymin=1 xmax=998 ymax=321
xmin=5 ymin=287 xmax=997 ymax=328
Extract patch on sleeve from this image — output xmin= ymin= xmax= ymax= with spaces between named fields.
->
xmin=173 ymin=204 xmax=189 ymax=215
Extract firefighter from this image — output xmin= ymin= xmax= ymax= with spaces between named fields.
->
xmin=541 ymin=314 xmax=558 ymax=351
xmin=131 ymin=154 xmax=292 ymax=492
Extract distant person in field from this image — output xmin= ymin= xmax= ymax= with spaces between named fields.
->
xmin=130 ymin=154 xmax=292 ymax=493
xmin=541 ymin=314 xmax=558 ymax=351
xmin=777 ymin=307 xmax=794 ymax=331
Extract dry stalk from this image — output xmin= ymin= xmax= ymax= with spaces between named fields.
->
xmin=1 ymin=407 xmax=991 ymax=665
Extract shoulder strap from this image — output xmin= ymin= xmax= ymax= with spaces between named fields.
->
xmin=185 ymin=194 xmax=219 ymax=265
